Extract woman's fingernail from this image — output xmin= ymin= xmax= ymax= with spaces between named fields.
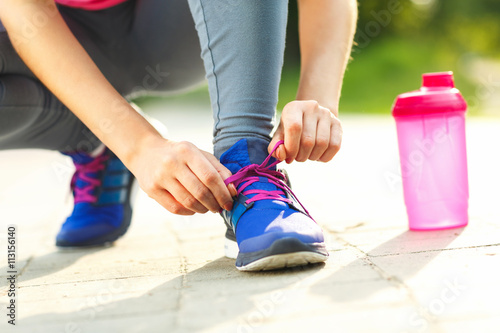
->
xmin=228 ymin=183 xmax=237 ymax=197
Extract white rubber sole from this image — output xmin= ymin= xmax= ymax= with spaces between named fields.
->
xmin=237 ymin=251 xmax=328 ymax=271
xmin=224 ymin=238 xmax=239 ymax=259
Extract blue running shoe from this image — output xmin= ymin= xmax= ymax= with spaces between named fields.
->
xmin=220 ymin=138 xmax=328 ymax=271
xmin=56 ymin=148 xmax=134 ymax=247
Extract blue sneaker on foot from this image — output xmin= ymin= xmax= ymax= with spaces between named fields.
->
xmin=56 ymin=148 xmax=134 ymax=247
xmin=220 ymin=138 xmax=328 ymax=271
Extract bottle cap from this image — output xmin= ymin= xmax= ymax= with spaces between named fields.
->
xmin=422 ymin=72 xmax=455 ymax=88
xmin=392 ymin=72 xmax=467 ymax=117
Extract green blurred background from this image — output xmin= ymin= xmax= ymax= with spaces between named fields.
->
xmin=282 ymin=0 xmax=500 ymax=115
xmin=136 ymin=0 xmax=500 ymax=116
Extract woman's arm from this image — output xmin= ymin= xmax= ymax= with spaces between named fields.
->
xmin=0 ymin=0 xmax=233 ymax=214
xmin=0 ymin=0 xmax=154 ymax=163
xmin=296 ymin=0 xmax=357 ymax=114
xmin=269 ymin=0 xmax=357 ymax=163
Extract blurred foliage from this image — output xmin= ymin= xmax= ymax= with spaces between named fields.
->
xmin=277 ymin=0 xmax=500 ymax=114
xmin=355 ymin=0 xmax=500 ymax=56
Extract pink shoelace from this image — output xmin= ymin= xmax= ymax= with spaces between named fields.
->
xmin=71 ymin=154 xmax=108 ymax=204
xmin=224 ymin=140 xmax=310 ymax=216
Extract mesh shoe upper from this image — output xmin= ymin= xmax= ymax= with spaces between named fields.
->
xmin=56 ymin=148 xmax=133 ymax=246
xmin=220 ymin=138 xmax=325 ymax=254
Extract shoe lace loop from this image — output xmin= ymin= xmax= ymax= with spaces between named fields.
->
xmin=224 ymin=140 xmax=310 ymax=216
xmin=71 ymin=154 xmax=108 ymax=203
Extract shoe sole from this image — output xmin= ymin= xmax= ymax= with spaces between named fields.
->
xmin=224 ymin=237 xmax=239 ymax=259
xmin=238 ymin=251 xmax=328 ymax=271
xmin=224 ymin=227 xmax=238 ymax=259
xmin=55 ymin=217 xmax=131 ymax=248
xmin=236 ymin=237 xmax=328 ymax=271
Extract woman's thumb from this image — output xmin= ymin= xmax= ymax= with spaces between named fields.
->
xmin=268 ymin=130 xmax=286 ymax=161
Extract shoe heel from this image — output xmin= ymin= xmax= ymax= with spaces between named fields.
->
xmin=224 ymin=237 xmax=238 ymax=259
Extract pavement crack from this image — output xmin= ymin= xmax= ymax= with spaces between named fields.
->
xmin=368 ymin=243 xmax=500 ymax=257
xmin=165 ymin=222 xmax=189 ymax=330
xmin=18 ymin=273 xmax=169 ymax=288
xmin=335 ymin=235 xmax=438 ymax=327
xmin=16 ymin=255 xmax=34 ymax=278
xmin=322 ymin=222 xmax=366 ymax=233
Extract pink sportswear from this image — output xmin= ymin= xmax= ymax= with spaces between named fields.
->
xmin=55 ymin=0 xmax=128 ymax=11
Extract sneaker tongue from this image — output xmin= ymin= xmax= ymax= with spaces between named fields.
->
xmin=64 ymin=152 xmax=100 ymax=190
xmin=220 ymin=138 xmax=286 ymax=206
xmin=64 ymin=152 xmax=95 ymax=165
xmin=220 ymin=138 xmax=273 ymax=174
xmin=75 ymin=177 xmax=96 ymax=189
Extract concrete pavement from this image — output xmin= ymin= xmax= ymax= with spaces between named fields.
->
xmin=1 ymin=98 xmax=499 ymax=332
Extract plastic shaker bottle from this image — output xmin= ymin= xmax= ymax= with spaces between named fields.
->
xmin=392 ymin=72 xmax=469 ymax=230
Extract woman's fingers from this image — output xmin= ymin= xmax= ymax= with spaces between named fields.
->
xmin=149 ymin=187 xmax=196 ymax=216
xmin=319 ymin=115 xmax=342 ymax=162
xmin=192 ymin=151 xmax=234 ymax=211
xmin=268 ymin=123 xmax=286 ymax=161
xmin=176 ymin=166 xmax=219 ymax=213
xmin=136 ymin=139 xmax=235 ymax=215
xmin=309 ymin=112 xmax=332 ymax=161
xmin=296 ymin=110 xmax=318 ymax=162
xmin=201 ymin=151 xmax=237 ymax=201
xmin=282 ymin=103 xmax=303 ymax=164
xmin=271 ymin=100 xmax=341 ymax=163
xmin=169 ymin=141 xmax=231 ymax=212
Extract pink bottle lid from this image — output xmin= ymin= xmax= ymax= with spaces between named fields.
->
xmin=392 ymin=72 xmax=467 ymax=117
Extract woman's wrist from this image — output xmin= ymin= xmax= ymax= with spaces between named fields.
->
xmin=296 ymin=73 xmax=341 ymax=117
xmin=96 ymin=103 xmax=164 ymax=171
xmin=295 ymin=91 xmax=339 ymax=117
xmin=125 ymin=129 xmax=164 ymax=171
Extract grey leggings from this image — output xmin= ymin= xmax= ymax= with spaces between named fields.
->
xmin=0 ymin=0 xmax=288 ymax=158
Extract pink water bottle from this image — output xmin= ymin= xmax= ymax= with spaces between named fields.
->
xmin=392 ymin=72 xmax=469 ymax=230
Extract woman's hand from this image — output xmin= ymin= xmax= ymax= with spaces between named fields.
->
xmin=270 ymin=0 xmax=355 ymax=164
xmin=268 ymin=100 xmax=342 ymax=163
xmin=131 ymin=137 xmax=234 ymax=215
